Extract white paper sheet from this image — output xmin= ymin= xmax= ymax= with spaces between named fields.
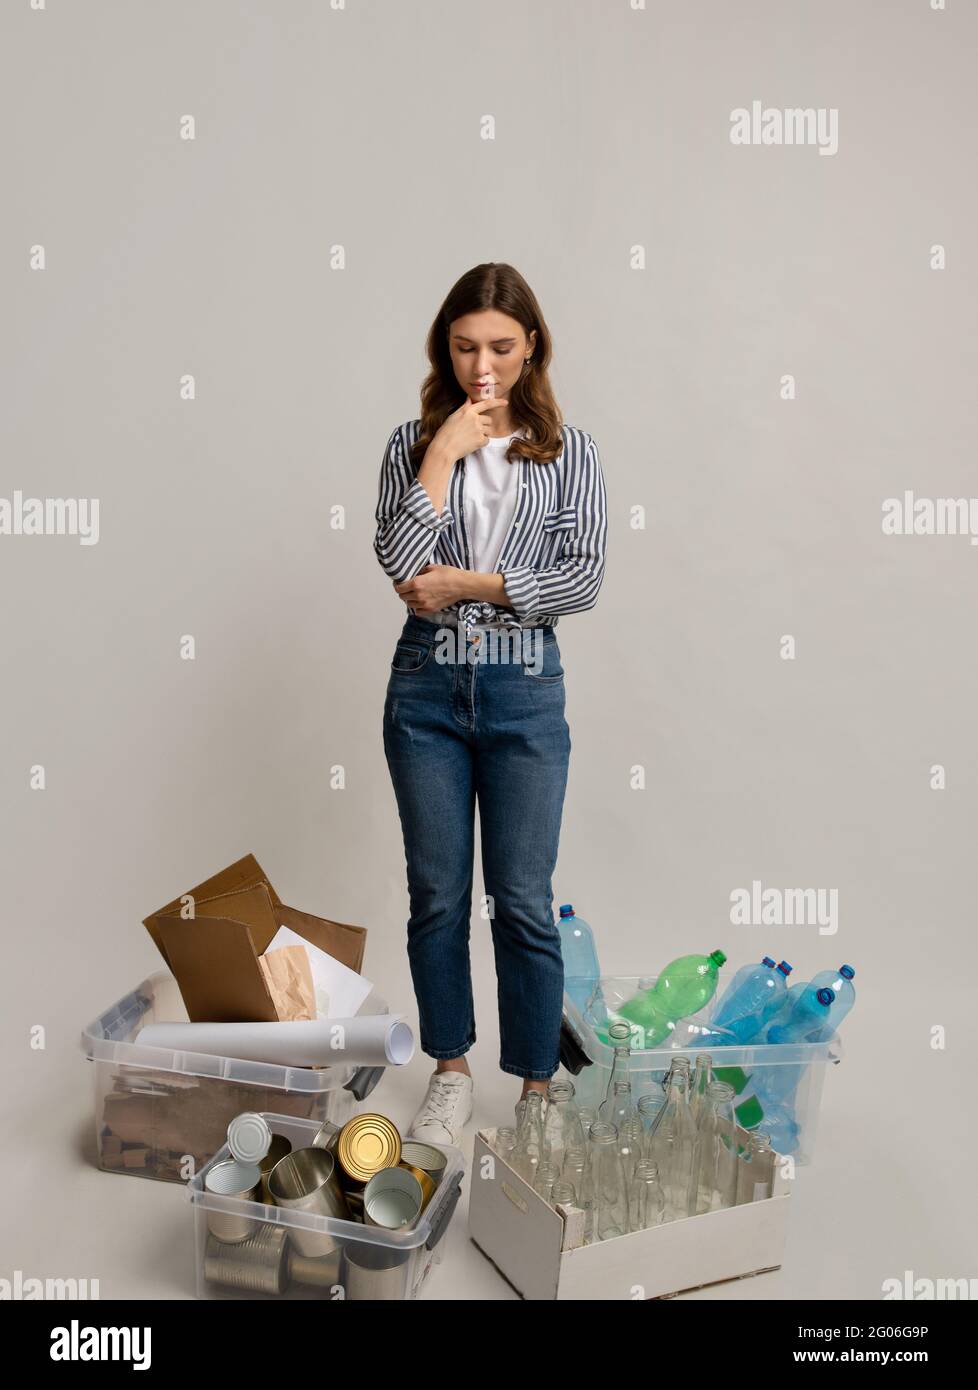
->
xmin=137 ymin=1015 xmax=414 ymax=1067
xmin=263 ymin=924 xmax=373 ymax=1019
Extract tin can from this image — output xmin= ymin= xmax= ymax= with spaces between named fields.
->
xmin=203 ymin=1227 xmax=287 ymax=1294
xmin=396 ymin=1161 xmax=436 ymax=1212
xmin=310 ymin=1119 xmax=341 ymax=1153
xmin=399 ymin=1140 xmax=447 ymax=1184
xmin=363 ymin=1165 xmax=425 ymax=1230
xmin=259 ymin=1134 xmax=292 ymax=1204
xmin=266 ymin=1146 xmax=350 ymax=1257
xmin=336 ymin=1114 xmax=401 ymax=1184
xmin=204 ymin=1159 xmax=262 ymax=1244
xmin=227 ymin=1112 xmax=273 ymax=1167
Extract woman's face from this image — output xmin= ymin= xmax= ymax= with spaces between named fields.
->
xmin=448 ymin=310 xmax=537 ymax=401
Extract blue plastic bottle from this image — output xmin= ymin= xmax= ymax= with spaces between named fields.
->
xmin=711 ymin=957 xmax=792 ymax=1043
xmin=758 ymin=986 xmax=836 ymax=1107
xmin=557 ymin=905 xmax=602 ymax=1015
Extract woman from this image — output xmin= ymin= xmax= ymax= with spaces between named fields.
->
xmin=374 ymin=262 xmax=608 ymax=1144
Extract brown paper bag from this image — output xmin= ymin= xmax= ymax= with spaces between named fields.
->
xmin=258 ymin=944 xmax=316 ymax=1022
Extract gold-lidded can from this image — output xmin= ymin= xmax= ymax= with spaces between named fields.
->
xmin=336 ymin=1113 xmax=401 ymax=1184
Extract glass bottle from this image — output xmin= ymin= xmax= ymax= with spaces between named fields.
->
xmin=551 ymin=1180 xmax=577 ymax=1210
xmin=618 ymin=1116 xmax=645 ymax=1183
xmin=599 ymin=1078 xmax=639 ymax=1132
xmin=587 ymin=1120 xmax=629 ymax=1241
xmin=492 ymin=1126 xmax=517 ymax=1163
xmin=689 ymin=1053 xmax=714 ymax=1125
xmin=543 ymin=1078 xmax=588 ymax=1158
xmin=647 ymin=1072 xmax=698 ymax=1221
xmin=637 ymin=1092 xmax=664 ymax=1155
xmin=511 ymin=1091 xmax=546 ymax=1182
xmin=600 ymin=1021 xmax=633 ymax=1116
xmin=561 ymin=1145 xmax=587 ymax=1202
xmin=692 ymin=1080 xmax=739 ymax=1214
xmin=532 ymin=1161 xmax=559 ymax=1202
xmin=629 ymin=1161 xmax=666 ymax=1231
xmin=735 ymin=1131 xmax=775 ymax=1204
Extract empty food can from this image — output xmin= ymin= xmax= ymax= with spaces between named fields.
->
xmin=363 ymin=1165 xmax=425 ymax=1230
xmin=336 ymin=1113 xmax=401 ymax=1184
xmin=203 ymin=1159 xmax=262 ymax=1244
xmin=266 ymin=1146 xmax=350 ymax=1257
xmin=203 ymin=1226 xmax=288 ymax=1294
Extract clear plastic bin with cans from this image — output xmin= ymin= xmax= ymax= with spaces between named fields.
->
xmin=188 ymin=1111 xmax=465 ymax=1301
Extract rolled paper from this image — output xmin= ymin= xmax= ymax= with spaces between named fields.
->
xmin=136 ymin=1014 xmax=414 ymax=1068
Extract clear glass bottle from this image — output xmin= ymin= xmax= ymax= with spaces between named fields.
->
xmin=543 ymin=1078 xmax=588 ymax=1158
xmin=492 ymin=1126 xmax=517 ymax=1163
xmin=736 ymin=1131 xmax=775 ymax=1204
xmin=637 ymin=1092 xmax=664 ymax=1151
xmin=689 ymin=1053 xmax=713 ymax=1125
xmin=647 ymin=1071 xmax=698 ymax=1220
xmin=587 ymin=1120 xmax=629 ymax=1241
xmin=598 ymin=1078 xmax=639 ymax=1132
xmin=600 ymin=1021 xmax=633 ymax=1115
xmin=511 ymin=1091 xmax=546 ymax=1182
xmin=561 ymin=1145 xmax=588 ymax=1201
xmin=618 ymin=1116 xmax=645 ymax=1183
xmin=629 ymin=1161 xmax=666 ymax=1231
xmin=692 ymin=1080 xmax=739 ymax=1214
xmin=551 ymin=1180 xmax=577 ymax=1210
xmin=532 ymin=1161 xmax=560 ymax=1202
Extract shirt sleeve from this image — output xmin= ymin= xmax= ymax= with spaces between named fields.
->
xmin=373 ymin=426 xmax=455 ymax=583
xmin=501 ymin=434 xmax=608 ymax=621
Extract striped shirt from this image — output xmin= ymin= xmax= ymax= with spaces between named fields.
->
xmin=373 ymin=419 xmax=608 ymax=636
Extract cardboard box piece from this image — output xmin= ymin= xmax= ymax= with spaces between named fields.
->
xmin=143 ymin=854 xmax=367 ymax=1023
xmin=469 ymin=1126 xmax=791 ymax=1301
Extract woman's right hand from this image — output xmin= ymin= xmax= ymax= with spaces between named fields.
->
xmin=431 ymin=395 xmax=510 ymax=463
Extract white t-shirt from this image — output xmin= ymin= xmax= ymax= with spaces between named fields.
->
xmin=423 ymin=431 xmax=522 ymax=629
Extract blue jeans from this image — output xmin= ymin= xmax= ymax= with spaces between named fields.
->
xmin=382 ymin=614 xmax=571 ymax=1080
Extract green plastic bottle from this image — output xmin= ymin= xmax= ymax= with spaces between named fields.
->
xmin=616 ymin=950 xmax=727 ymax=1047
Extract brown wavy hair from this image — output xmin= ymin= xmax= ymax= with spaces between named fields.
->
xmin=408 ymin=262 xmax=563 ymax=471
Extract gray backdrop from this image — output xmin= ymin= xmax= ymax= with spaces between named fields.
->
xmin=2 ymin=0 xmax=975 ymax=1300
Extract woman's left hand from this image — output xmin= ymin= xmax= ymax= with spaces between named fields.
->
xmin=393 ymin=565 xmax=466 ymax=613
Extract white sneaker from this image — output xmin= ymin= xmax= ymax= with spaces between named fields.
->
xmin=407 ymin=1069 xmax=474 ymax=1145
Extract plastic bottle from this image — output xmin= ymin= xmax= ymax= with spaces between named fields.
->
xmin=780 ymin=965 xmax=855 ymax=1041
xmin=557 ymin=905 xmax=602 ymax=1015
xmin=752 ymin=986 xmax=836 ymax=1113
xmin=711 ymin=957 xmax=792 ymax=1043
xmin=617 ymin=950 xmax=727 ymax=1047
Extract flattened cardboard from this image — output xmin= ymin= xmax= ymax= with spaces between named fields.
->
xmin=142 ymin=855 xmax=368 ymax=1025
xmin=143 ymin=854 xmax=282 ymax=968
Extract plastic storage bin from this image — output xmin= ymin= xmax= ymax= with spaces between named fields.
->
xmin=81 ymin=972 xmax=386 ymax=1183
xmin=188 ymin=1112 xmax=465 ymax=1300
xmin=562 ymin=973 xmax=843 ymax=1165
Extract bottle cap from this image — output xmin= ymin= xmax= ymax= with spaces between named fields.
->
xmin=227 ymin=1112 xmax=272 ymax=1165
xmin=710 ymin=949 xmax=727 ymax=967
xmin=762 ymin=956 xmax=776 ymax=968
xmin=839 ymin=964 xmax=855 ymax=979
xmin=777 ymin=960 xmax=792 ymax=976
xmin=815 ymin=987 xmax=835 ymax=1007
xmin=559 ymin=905 xmax=574 ymax=918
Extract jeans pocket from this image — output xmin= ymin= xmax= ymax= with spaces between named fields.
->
xmin=523 ymin=639 xmax=564 ymax=683
xmin=391 ymin=640 xmax=432 ymax=674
